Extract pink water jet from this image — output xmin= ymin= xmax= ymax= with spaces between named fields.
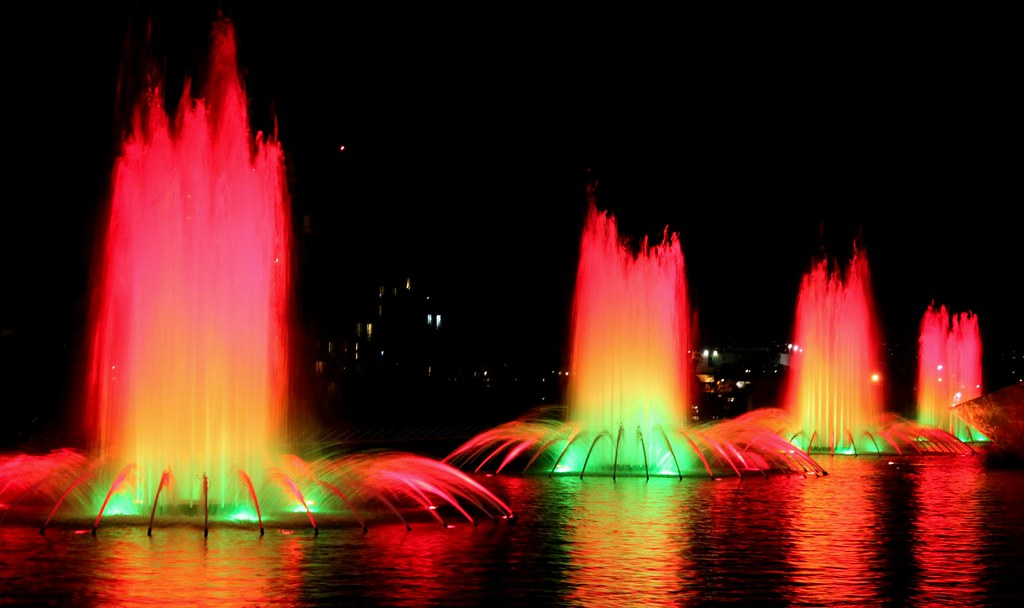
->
xmin=275 ymin=451 xmax=514 ymax=529
xmin=147 ymin=468 xmax=173 ymax=536
xmin=917 ymin=303 xmax=985 ymax=442
xmin=92 ymin=463 xmax=136 ymax=535
xmin=783 ymin=246 xmax=975 ymax=456
xmin=448 ymin=194 xmax=695 ymax=477
xmin=237 ymin=469 xmax=265 ymax=535
xmin=784 ymin=246 xmax=886 ymax=454
xmin=562 ymin=197 xmax=693 ymax=473
xmin=447 ymin=193 xmax=828 ymax=479
xmin=269 ymin=466 xmax=318 ymax=535
xmin=83 ymin=18 xmax=291 ymax=511
xmin=0 ymin=16 xmax=513 ymax=531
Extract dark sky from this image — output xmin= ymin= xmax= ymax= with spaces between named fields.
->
xmin=4 ymin=4 xmax=1020 ymax=389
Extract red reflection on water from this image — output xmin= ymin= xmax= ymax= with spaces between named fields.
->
xmin=101 ymin=527 xmax=299 ymax=606
xmin=912 ymin=457 xmax=986 ymax=604
xmin=558 ymin=479 xmax=693 ymax=606
xmin=349 ymin=520 xmax=511 ymax=607
xmin=785 ymin=247 xmax=885 ymax=454
xmin=82 ymin=17 xmax=292 ymax=511
xmin=788 ymin=458 xmax=881 ymax=604
xmin=917 ymin=303 xmax=984 ymax=441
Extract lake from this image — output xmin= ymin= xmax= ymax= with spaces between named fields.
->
xmin=2 ymin=453 xmax=1022 ymax=607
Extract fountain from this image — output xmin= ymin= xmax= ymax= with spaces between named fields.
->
xmin=784 ymin=245 xmax=885 ymax=454
xmin=916 ymin=302 xmax=985 ymax=442
xmin=445 ymin=187 xmax=827 ymax=479
xmin=783 ymin=245 xmax=974 ymax=456
xmin=560 ymin=192 xmax=692 ymax=475
xmin=0 ymin=16 xmax=512 ymax=532
xmin=81 ymin=14 xmax=292 ymax=516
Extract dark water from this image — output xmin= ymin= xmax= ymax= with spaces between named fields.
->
xmin=2 ymin=454 xmax=1023 ymax=607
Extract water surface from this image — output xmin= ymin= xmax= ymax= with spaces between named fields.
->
xmin=2 ymin=455 xmax=1022 ymax=607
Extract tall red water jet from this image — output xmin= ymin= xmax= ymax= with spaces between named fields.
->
xmin=917 ymin=303 xmax=984 ymax=441
xmin=785 ymin=246 xmax=885 ymax=454
xmin=82 ymin=19 xmax=291 ymax=512
xmin=559 ymin=196 xmax=693 ymax=474
xmin=0 ymin=16 xmax=516 ymax=529
xmin=446 ymin=197 xmax=826 ymax=477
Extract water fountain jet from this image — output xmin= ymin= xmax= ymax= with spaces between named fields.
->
xmin=917 ymin=302 xmax=985 ymax=442
xmin=782 ymin=244 xmax=978 ymax=457
xmin=237 ymin=469 xmax=265 ymax=535
xmin=146 ymin=468 xmax=173 ymax=536
xmin=783 ymin=245 xmax=884 ymax=454
xmin=447 ymin=189 xmax=826 ymax=479
xmin=92 ymin=463 xmax=135 ymax=535
xmin=0 ymin=15 xmax=512 ymax=534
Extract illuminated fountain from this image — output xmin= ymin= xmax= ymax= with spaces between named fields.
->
xmin=0 ymin=17 xmax=511 ymax=533
xmin=916 ymin=302 xmax=985 ymax=442
xmin=784 ymin=246 xmax=884 ymax=454
xmin=445 ymin=190 xmax=826 ymax=479
xmin=81 ymin=15 xmax=292 ymax=519
xmin=784 ymin=246 xmax=973 ymax=456
xmin=559 ymin=194 xmax=691 ymax=476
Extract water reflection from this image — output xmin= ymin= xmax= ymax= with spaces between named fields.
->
xmin=787 ymin=457 xmax=896 ymax=606
xmin=912 ymin=456 xmax=985 ymax=605
xmin=1 ymin=455 xmax=1022 ymax=606
xmin=548 ymin=478 xmax=689 ymax=606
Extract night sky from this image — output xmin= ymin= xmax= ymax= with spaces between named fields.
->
xmin=3 ymin=4 xmax=1020 ymax=411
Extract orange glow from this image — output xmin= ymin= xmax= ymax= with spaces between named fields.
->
xmin=916 ymin=303 xmax=983 ymax=440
